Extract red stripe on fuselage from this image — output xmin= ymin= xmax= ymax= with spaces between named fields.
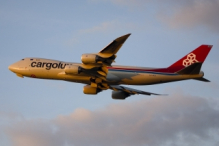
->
xmin=107 ymin=67 xmax=173 ymax=73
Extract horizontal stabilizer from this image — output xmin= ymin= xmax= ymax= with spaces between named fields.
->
xmin=193 ymin=77 xmax=210 ymax=82
xmin=177 ymin=62 xmax=202 ymax=75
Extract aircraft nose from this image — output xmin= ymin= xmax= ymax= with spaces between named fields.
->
xmin=8 ymin=63 xmax=17 ymax=72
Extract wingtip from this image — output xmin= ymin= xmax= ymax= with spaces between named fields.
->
xmin=122 ymin=33 xmax=131 ymax=38
xmin=127 ymin=33 xmax=131 ymax=37
xmin=153 ymin=93 xmax=168 ymax=96
xmin=115 ymin=33 xmax=131 ymax=42
xmin=121 ymin=33 xmax=131 ymax=38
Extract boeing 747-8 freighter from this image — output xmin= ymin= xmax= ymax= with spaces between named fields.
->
xmin=8 ymin=34 xmax=212 ymax=99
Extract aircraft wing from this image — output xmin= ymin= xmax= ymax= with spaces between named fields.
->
xmin=67 ymin=34 xmax=133 ymax=92
xmin=98 ymin=33 xmax=131 ymax=57
xmin=93 ymin=33 xmax=131 ymax=66
xmin=110 ymin=85 xmax=163 ymax=96
xmin=78 ymin=34 xmax=131 ymax=82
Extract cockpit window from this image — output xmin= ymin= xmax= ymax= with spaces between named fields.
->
xmin=30 ymin=59 xmax=33 ymax=61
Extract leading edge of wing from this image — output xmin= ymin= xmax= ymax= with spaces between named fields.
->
xmin=99 ymin=33 xmax=131 ymax=55
xmin=110 ymin=85 xmax=167 ymax=96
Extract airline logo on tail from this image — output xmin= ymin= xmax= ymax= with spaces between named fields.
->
xmin=168 ymin=45 xmax=211 ymax=73
xmin=183 ymin=53 xmax=198 ymax=67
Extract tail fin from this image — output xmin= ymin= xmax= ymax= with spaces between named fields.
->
xmin=168 ymin=45 xmax=212 ymax=73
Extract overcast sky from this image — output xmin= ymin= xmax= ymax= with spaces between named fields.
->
xmin=1 ymin=0 xmax=219 ymax=146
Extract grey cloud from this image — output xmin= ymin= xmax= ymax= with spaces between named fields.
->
xmin=5 ymin=94 xmax=219 ymax=146
xmin=158 ymin=0 xmax=219 ymax=32
xmin=6 ymin=120 xmax=63 ymax=146
xmin=102 ymin=0 xmax=219 ymax=33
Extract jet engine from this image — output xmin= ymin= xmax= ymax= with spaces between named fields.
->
xmin=112 ymin=91 xmax=130 ymax=100
xmin=81 ymin=54 xmax=115 ymax=65
xmin=83 ymin=85 xmax=101 ymax=94
xmin=64 ymin=65 xmax=81 ymax=74
xmin=81 ymin=54 xmax=99 ymax=64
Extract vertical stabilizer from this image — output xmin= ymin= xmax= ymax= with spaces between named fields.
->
xmin=168 ymin=45 xmax=212 ymax=73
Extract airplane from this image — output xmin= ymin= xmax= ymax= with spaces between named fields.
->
xmin=8 ymin=34 xmax=212 ymax=99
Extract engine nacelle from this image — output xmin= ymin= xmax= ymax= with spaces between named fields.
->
xmin=64 ymin=65 xmax=80 ymax=74
xmin=81 ymin=53 xmax=116 ymax=65
xmin=83 ymin=85 xmax=100 ymax=94
xmin=81 ymin=54 xmax=98 ymax=64
xmin=112 ymin=91 xmax=130 ymax=100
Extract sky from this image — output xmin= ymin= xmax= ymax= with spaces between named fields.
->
xmin=0 ymin=0 xmax=219 ymax=145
